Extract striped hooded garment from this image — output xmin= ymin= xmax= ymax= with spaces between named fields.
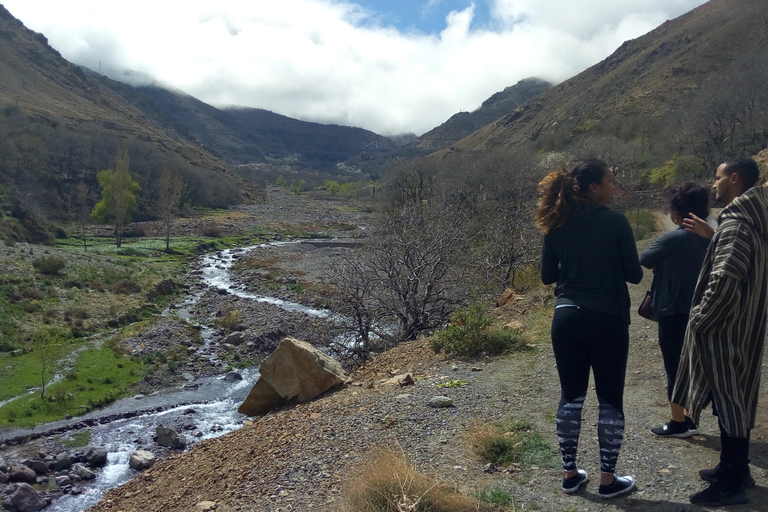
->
xmin=672 ymin=185 xmax=768 ymax=438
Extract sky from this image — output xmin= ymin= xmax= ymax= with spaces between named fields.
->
xmin=2 ymin=0 xmax=709 ymax=136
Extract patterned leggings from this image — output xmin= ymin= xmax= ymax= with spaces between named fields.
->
xmin=551 ymin=306 xmax=629 ymax=474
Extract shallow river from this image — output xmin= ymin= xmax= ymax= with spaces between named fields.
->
xmin=2 ymin=241 xmax=333 ymax=512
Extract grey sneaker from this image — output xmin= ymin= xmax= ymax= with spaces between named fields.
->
xmin=598 ymin=475 xmax=635 ymax=499
xmin=562 ymin=469 xmax=589 ymax=494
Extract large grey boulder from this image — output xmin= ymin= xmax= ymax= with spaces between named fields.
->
xmin=84 ymin=446 xmax=108 ymax=467
xmin=52 ymin=452 xmax=73 ymax=471
xmin=156 ymin=427 xmax=187 ymax=449
xmin=238 ymin=337 xmax=349 ymax=416
xmin=10 ymin=464 xmax=37 ymax=483
xmin=129 ymin=450 xmax=156 ymax=471
xmin=11 ymin=483 xmax=47 ymax=512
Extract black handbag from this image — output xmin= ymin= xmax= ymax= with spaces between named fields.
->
xmin=638 ymin=291 xmax=656 ymax=321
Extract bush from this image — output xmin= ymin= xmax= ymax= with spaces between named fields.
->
xmin=32 ymin=255 xmax=66 ymax=275
xmin=429 ymin=304 xmax=524 ymax=357
xmin=202 ymin=221 xmax=222 ymax=238
xmin=625 ymin=209 xmax=659 ymax=241
xmin=216 ymin=309 xmax=241 ymax=330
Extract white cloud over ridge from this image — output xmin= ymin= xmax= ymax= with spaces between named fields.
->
xmin=3 ymin=0 xmax=708 ymax=136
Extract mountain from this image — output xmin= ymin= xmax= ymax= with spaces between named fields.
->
xmin=412 ymin=77 xmax=551 ymax=154
xmin=436 ymin=0 xmax=768 ymax=176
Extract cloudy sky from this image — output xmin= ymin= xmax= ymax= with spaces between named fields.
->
xmin=3 ymin=0 xmax=708 ymax=136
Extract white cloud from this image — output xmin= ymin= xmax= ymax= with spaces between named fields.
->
xmin=2 ymin=0 xmax=708 ymax=136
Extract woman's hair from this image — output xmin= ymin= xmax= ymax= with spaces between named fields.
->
xmin=668 ymin=181 xmax=709 ymax=220
xmin=536 ymin=159 xmax=609 ymax=233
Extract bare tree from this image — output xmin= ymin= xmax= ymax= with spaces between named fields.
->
xmin=156 ymin=168 xmax=184 ymax=252
xmin=33 ymin=329 xmax=64 ymax=399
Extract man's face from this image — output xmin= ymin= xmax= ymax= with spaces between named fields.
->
xmin=713 ymin=163 xmax=735 ymax=204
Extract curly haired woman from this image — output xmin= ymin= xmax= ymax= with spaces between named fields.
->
xmin=537 ymin=159 xmax=643 ymax=499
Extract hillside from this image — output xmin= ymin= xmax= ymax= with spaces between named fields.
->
xmin=437 ymin=0 xmax=768 ymax=174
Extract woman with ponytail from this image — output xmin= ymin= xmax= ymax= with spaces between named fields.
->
xmin=538 ymin=159 xmax=643 ymax=499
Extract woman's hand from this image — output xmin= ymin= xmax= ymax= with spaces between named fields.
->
xmin=683 ymin=213 xmax=714 ymax=239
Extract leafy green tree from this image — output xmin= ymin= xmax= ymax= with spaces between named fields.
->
xmin=91 ymin=149 xmax=139 ymax=248
xmin=325 ymin=180 xmax=341 ymax=196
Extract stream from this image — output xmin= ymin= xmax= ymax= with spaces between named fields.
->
xmin=1 ymin=241 xmax=335 ymax=512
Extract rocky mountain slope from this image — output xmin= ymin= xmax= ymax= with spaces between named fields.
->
xmin=437 ymin=0 xmax=768 ymax=164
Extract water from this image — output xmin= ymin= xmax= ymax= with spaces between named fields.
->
xmin=3 ymin=241 xmax=338 ymax=512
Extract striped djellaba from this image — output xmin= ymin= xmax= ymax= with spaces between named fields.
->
xmin=672 ymin=186 xmax=768 ymax=438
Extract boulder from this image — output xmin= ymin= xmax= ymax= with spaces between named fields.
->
xmin=72 ymin=463 xmax=96 ymax=480
xmin=84 ymin=446 xmax=108 ymax=467
xmin=55 ymin=475 xmax=73 ymax=487
xmin=383 ymin=373 xmax=414 ymax=386
xmin=129 ymin=450 xmax=156 ymax=471
xmin=428 ymin=396 xmax=454 ymax=408
xmin=222 ymin=332 xmax=244 ymax=346
xmin=10 ymin=464 xmax=37 ymax=483
xmin=223 ymin=371 xmax=243 ymax=383
xmin=259 ymin=337 xmax=349 ymax=402
xmin=10 ymin=483 xmax=47 ymax=512
xmin=52 ymin=452 xmax=73 ymax=471
xmin=19 ymin=459 xmax=48 ymax=476
xmin=497 ymin=288 xmax=515 ymax=307
xmin=237 ymin=377 xmax=288 ymax=416
xmin=156 ymin=427 xmax=187 ymax=449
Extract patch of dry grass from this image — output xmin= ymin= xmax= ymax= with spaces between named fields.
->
xmin=344 ymin=447 xmax=496 ymax=512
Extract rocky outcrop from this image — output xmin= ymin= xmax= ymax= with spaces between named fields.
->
xmin=238 ymin=337 xmax=349 ymax=416
xmin=84 ymin=446 xmax=108 ymax=467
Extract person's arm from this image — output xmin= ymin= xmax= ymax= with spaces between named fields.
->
xmin=683 ymin=213 xmax=715 ymax=239
xmin=540 ymin=234 xmax=559 ymax=285
xmin=617 ymin=215 xmax=644 ymax=284
xmin=639 ymin=232 xmax=676 ymax=269
xmin=688 ymin=222 xmax=750 ymax=334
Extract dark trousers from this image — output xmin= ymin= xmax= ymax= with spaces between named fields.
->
xmin=552 ymin=306 xmax=629 ymax=473
xmin=658 ymin=313 xmax=688 ymax=401
xmin=719 ymin=421 xmax=751 ymax=491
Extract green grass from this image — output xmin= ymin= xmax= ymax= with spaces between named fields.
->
xmin=0 ymin=345 xmax=144 ymax=427
xmin=0 ymin=350 xmax=42 ymax=402
xmin=473 ymin=418 xmax=560 ymax=469
xmin=62 ymin=430 xmax=92 ymax=448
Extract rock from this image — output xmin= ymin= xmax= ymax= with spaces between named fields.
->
xmin=72 ymin=464 xmax=96 ymax=480
xmin=223 ymin=371 xmax=243 ymax=383
xmin=497 ymin=288 xmax=515 ymax=307
xmin=238 ymin=377 xmax=288 ymax=416
xmin=258 ymin=337 xmax=349 ymax=403
xmin=156 ymin=427 xmax=187 ymax=449
xmin=182 ymin=383 xmax=199 ymax=390
xmin=84 ymin=446 xmax=108 ymax=467
xmin=0 ymin=471 xmax=8 ymax=483
xmin=0 ymin=455 xmax=6 ymax=472
xmin=52 ymin=452 xmax=73 ymax=471
xmin=55 ymin=475 xmax=73 ymax=487
xmin=483 ymin=463 xmax=497 ymax=473
xmin=10 ymin=483 xmax=47 ymax=512
xmin=19 ymin=460 xmax=48 ymax=476
xmin=428 ymin=396 xmax=454 ymax=408
xmin=194 ymin=501 xmax=217 ymax=511
xmin=383 ymin=373 xmax=414 ymax=386
xmin=222 ymin=332 xmax=244 ymax=346
xmin=129 ymin=450 xmax=156 ymax=471
xmin=9 ymin=464 xmax=37 ymax=483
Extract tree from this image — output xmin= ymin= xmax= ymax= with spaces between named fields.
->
xmin=74 ymin=182 xmax=92 ymax=251
xmin=156 ymin=168 xmax=184 ymax=251
xmin=91 ymin=149 xmax=139 ymax=248
xmin=33 ymin=329 xmax=64 ymax=399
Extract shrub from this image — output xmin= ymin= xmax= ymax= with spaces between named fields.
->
xmin=430 ymin=304 xmax=525 ymax=357
xmin=202 ymin=221 xmax=222 ymax=238
xmin=216 ymin=309 xmax=241 ymax=330
xmin=344 ymin=447 xmax=491 ymax=512
xmin=32 ymin=255 xmax=66 ymax=275
xmin=625 ymin=209 xmax=659 ymax=241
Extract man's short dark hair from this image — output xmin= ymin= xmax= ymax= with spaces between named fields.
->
xmin=723 ymin=158 xmax=761 ymax=189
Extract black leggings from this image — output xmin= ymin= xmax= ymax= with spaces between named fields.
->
xmin=658 ymin=313 xmax=688 ymax=401
xmin=552 ymin=306 xmax=629 ymax=474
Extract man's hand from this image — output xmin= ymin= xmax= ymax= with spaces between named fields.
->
xmin=683 ymin=213 xmax=715 ymax=239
